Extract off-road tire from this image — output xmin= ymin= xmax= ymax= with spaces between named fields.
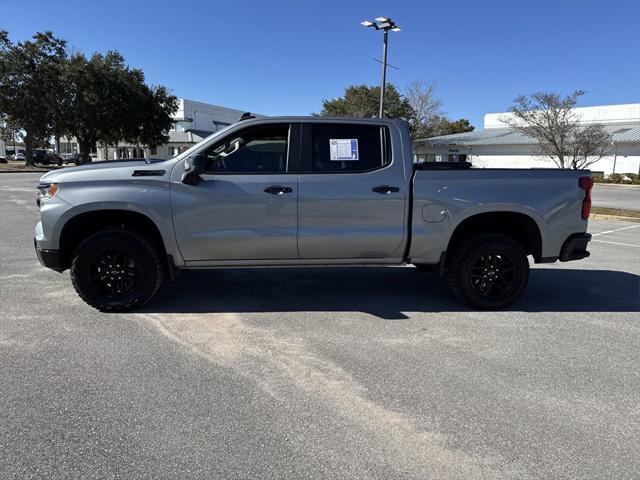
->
xmin=446 ymin=233 xmax=529 ymax=310
xmin=70 ymin=229 xmax=163 ymax=312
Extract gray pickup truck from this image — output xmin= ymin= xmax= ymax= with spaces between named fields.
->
xmin=34 ymin=116 xmax=593 ymax=311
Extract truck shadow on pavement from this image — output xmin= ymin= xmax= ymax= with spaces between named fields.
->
xmin=141 ymin=267 xmax=640 ymax=319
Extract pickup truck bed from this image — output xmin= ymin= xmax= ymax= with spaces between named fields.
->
xmin=410 ymin=168 xmax=590 ymax=266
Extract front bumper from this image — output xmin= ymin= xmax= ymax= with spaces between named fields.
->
xmin=559 ymin=233 xmax=591 ymax=262
xmin=34 ymin=238 xmax=64 ymax=272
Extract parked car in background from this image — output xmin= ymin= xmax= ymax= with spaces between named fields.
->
xmin=34 ymin=116 xmax=593 ymax=312
xmin=33 ymin=150 xmax=50 ymax=164
xmin=33 ymin=150 xmax=63 ymax=166
xmin=61 ymin=153 xmax=82 ymax=165
xmin=14 ymin=151 xmax=26 ymax=161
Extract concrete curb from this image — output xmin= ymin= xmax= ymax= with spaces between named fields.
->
xmin=593 ymin=183 xmax=640 ymax=188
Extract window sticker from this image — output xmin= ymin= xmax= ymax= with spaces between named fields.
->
xmin=329 ymin=139 xmax=359 ymax=161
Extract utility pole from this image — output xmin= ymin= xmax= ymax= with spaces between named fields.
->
xmin=379 ymin=29 xmax=388 ymax=119
xmin=361 ymin=17 xmax=401 ymax=119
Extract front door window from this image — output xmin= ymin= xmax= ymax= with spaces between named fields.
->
xmin=203 ymin=124 xmax=289 ymax=174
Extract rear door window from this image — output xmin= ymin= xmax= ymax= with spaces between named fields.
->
xmin=304 ymin=123 xmax=390 ymax=173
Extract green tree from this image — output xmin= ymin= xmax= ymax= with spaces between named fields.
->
xmin=417 ymin=116 xmax=475 ymax=138
xmin=320 ymin=82 xmax=474 ymax=141
xmin=0 ymin=31 xmax=68 ymax=164
xmin=318 ymin=84 xmax=413 ymax=120
xmin=64 ymin=51 xmax=178 ymax=163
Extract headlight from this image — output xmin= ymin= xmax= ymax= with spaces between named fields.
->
xmin=37 ymin=182 xmax=58 ymax=199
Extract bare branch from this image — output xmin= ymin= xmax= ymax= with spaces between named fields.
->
xmin=504 ymin=91 xmax=609 ymax=169
xmin=405 ymin=80 xmax=443 ymax=124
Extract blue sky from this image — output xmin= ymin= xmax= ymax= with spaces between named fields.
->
xmin=2 ymin=0 xmax=639 ymax=128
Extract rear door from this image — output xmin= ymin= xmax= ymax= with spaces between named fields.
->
xmin=297 ymin=122 xmax=407 ymax=260
xmin=171 ymin=122 xmax=300 ymax=262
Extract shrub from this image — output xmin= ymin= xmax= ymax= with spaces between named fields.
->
xmin=593 ymin=173 xmax=640 ymax=185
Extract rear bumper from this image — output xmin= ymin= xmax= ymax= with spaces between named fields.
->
xmin=559 ymin=233 xmax=591 ymax=262
xmin=34 ymin=238 xmax=64 ymax=272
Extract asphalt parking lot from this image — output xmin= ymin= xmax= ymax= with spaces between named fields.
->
xmin=1 ymin=172 xmax=639 ymax=479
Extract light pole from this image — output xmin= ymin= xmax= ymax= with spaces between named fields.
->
xmin=361 ymin=17 xmax=401 ymax=118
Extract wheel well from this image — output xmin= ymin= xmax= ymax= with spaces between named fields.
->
xmin=58 ymin=210 xmax=167 ymax=270
xmin=446 ymin=212 xmax=542 ymax=263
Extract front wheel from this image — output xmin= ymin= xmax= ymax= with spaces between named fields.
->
xmin=70 ymin=229 xmax=164 ymax=311
xmin=446 ymin=233 xmax=529 ymax=310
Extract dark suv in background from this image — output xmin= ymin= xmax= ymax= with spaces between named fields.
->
xmin=33 ymin=150 xmax=63 ymax=166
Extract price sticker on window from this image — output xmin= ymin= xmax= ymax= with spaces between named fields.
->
xmin=329 ymin=139 xmax=359 ymax=161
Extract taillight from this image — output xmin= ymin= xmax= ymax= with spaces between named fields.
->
xmin=579 ymin=176 xmax=593 ymax=220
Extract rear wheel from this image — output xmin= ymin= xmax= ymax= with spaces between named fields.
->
xmin=446 ymin=233 xmax=529 ymax=309
xmin=70 ymin=229 xmax=163 ymax=311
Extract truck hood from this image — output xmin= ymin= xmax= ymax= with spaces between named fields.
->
xmin=39 ymin=159 xmax=175 ymax=184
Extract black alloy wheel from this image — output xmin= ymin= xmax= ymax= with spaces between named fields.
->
xmin=468 ymin=252 xmax=516 ymax=300
xmin=87 ymin=249 xmax=139 ymax=298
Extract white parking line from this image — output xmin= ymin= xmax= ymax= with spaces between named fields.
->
xmin=592 ymin=225 xmax=640 ymax=237
xmin=592 ymin=239 xmax=640 ymax=248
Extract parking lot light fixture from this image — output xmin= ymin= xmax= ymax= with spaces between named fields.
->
xmin=361 ymin=17 xmax=402 ymax=118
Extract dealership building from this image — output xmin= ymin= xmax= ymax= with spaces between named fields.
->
xmin=414 ymin=103 xmax=640 ymax=174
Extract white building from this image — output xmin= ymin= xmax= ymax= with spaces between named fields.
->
xmin=159 ymin=99 xmax=259 ymax=159
xmin=414 ymin=103 xmax=640 ymax=174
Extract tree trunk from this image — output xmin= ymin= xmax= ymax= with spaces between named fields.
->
xmin=24 ymin=134 xmax=34 ymax=166
xmin=78 ymin=139 xmax=93 ymax=165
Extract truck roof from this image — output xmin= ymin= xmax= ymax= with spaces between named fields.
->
xmin=237 ymin=116 xmax=407 ymax=126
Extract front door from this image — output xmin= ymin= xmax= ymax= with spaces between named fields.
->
xmin=297 ymin=122 xmax=407 ymax=260
xmin=171 ymin=123 xmax=299 ymax=262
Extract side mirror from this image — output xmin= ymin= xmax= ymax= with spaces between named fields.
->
xmin=182 ymin=154 xmax=206 ymax=185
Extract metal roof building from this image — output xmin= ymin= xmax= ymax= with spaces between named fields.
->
xmin=414 ymin=103 xmax=640 ymax=174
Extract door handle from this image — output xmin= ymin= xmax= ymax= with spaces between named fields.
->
xmin=264 ymin=185 xmax=293 ymax=195
xmin=372 ymin=185 xmax=400 ymax=194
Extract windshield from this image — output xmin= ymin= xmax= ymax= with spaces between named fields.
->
xmin=174 ymin=123 xmax=237 ymax=161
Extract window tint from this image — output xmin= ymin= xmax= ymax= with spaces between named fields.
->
xmin=203 ymin=124 xmax=289 ymax=174
xmin=310 ymin=124 xmax=388 ymax=173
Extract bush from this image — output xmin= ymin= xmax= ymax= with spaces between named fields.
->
xmin=593 ymin=173 xmax=640 ymax=185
